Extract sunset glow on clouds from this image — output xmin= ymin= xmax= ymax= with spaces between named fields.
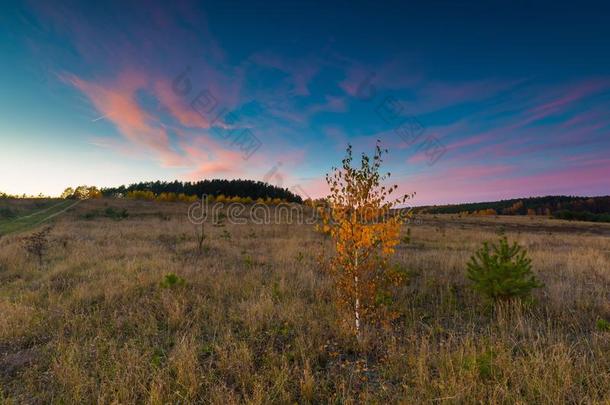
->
xmin=1 ymin=1 xmax=609 ymax=203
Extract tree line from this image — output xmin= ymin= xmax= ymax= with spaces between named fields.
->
xmin=416 ymin=195 xmax=610 ymax=222
xmin=101 ymin=179 xmax=303 ymax=203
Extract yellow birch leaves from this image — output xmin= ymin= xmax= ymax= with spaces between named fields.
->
xmin=318 ymin=141 xmax=413 ymax=336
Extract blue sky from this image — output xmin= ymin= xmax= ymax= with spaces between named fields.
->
xmin=1 ymin=0 xmax=609 ymax=204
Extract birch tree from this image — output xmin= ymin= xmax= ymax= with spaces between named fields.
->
xmin=319 ymin=141 xmax=413 ymax=339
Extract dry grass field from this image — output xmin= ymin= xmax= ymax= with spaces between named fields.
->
xmin=0 ymin=198 xmax=609 ymax=403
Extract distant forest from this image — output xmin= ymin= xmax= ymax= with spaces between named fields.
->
xmin=416 ymin=195 xmax=610 ymax=222
xmin=101 ymin=180 xmax=303 ymax=203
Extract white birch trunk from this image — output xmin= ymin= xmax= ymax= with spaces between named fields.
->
xmin=354 ymin=250 xmax=361 ymax=339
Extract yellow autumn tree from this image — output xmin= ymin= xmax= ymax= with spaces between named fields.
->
xmin=318 ymin=142 xmax=413 ymax=339
xmin=61 ymin=187 xmax=75 ymax=199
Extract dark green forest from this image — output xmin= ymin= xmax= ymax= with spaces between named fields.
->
xmin=101 ymin=179 xmax=303 ymax=203
xmin=416 ymin=195 xmax=610 ymax=222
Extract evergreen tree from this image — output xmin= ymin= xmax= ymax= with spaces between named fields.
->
xmin=467 ymin=237 xmax=543 ymax=301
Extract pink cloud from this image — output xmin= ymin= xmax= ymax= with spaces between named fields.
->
xmin=444 ymin=132 xmax=494 ymax=152
xmin=403 ymin=159 xmax=610 ymax=206
xmin=287 ymin=177 xmax=329 ymax=200
xmin=315 ymin=95 xmax=348 ymax=113
xmin=178 ymin=133 xmax=246 ymax=179
xmin=153 ymin=79 xmax=210 ymax=128
xmin=339 ymin=65 xmax=373 ymax=97
xmin=498 ymin=78 xmax=610 ymax=131
xmin=528 ymin=79 xmax=609 ymax=119
xmin=407 ymin=153 xmax=428 ymax=164
xmin=62 ymin=71 xmax=190 ymax=167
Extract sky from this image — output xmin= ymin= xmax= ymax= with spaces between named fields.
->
xmin=1 ymin=0 xmax=609 ymax=205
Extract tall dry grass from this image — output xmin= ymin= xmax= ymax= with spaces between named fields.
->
xmin=0 ymin=199 xmax=608 ymax=403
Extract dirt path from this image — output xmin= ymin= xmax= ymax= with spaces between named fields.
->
xmin=0 ymin=200 xmax=80 ymax=236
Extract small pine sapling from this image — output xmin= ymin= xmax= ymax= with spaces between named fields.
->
xmin=467 ymin=237 xmax=543 ymax=301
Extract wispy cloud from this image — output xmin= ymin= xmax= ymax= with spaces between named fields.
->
xmin=20 ymin=1 xmax=610 ymax=201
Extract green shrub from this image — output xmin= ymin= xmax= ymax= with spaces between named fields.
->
xmin=401 ymin=228 xmax=411 ymax=244
xmin=82 ymin=211 xmax=98 ymax=220
xmin=596 ymin=318 xmax=610 ymax=332
xmin=105 ymin=207 xmax=129 ymax=220
xmin=0 ymin=207 xmax=16 ymax=219
xmin=466 ymin=237 xmax=542 ymax=301
xmin=295 ymin=252 xmax=304 ymax=263
xmin=496 ymin=225 xmax=505 ymax=236
xmin=150 ymin=348 xmax=166 ymax=368
xmin=83 ymin=208 xmax=129 ymax=220
xmin=462 ymin=349 xmax=496 ymax=380
xmin=160 ymin=273 xmax=186 ymax=288
xmin=243 ymin=253 xmax=254 ymax=268
xmin=553 ymin=210 xmax=610 ymax=223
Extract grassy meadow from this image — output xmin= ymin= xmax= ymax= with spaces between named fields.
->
xmin=0 ymin=198 xmax=609 ymax=403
